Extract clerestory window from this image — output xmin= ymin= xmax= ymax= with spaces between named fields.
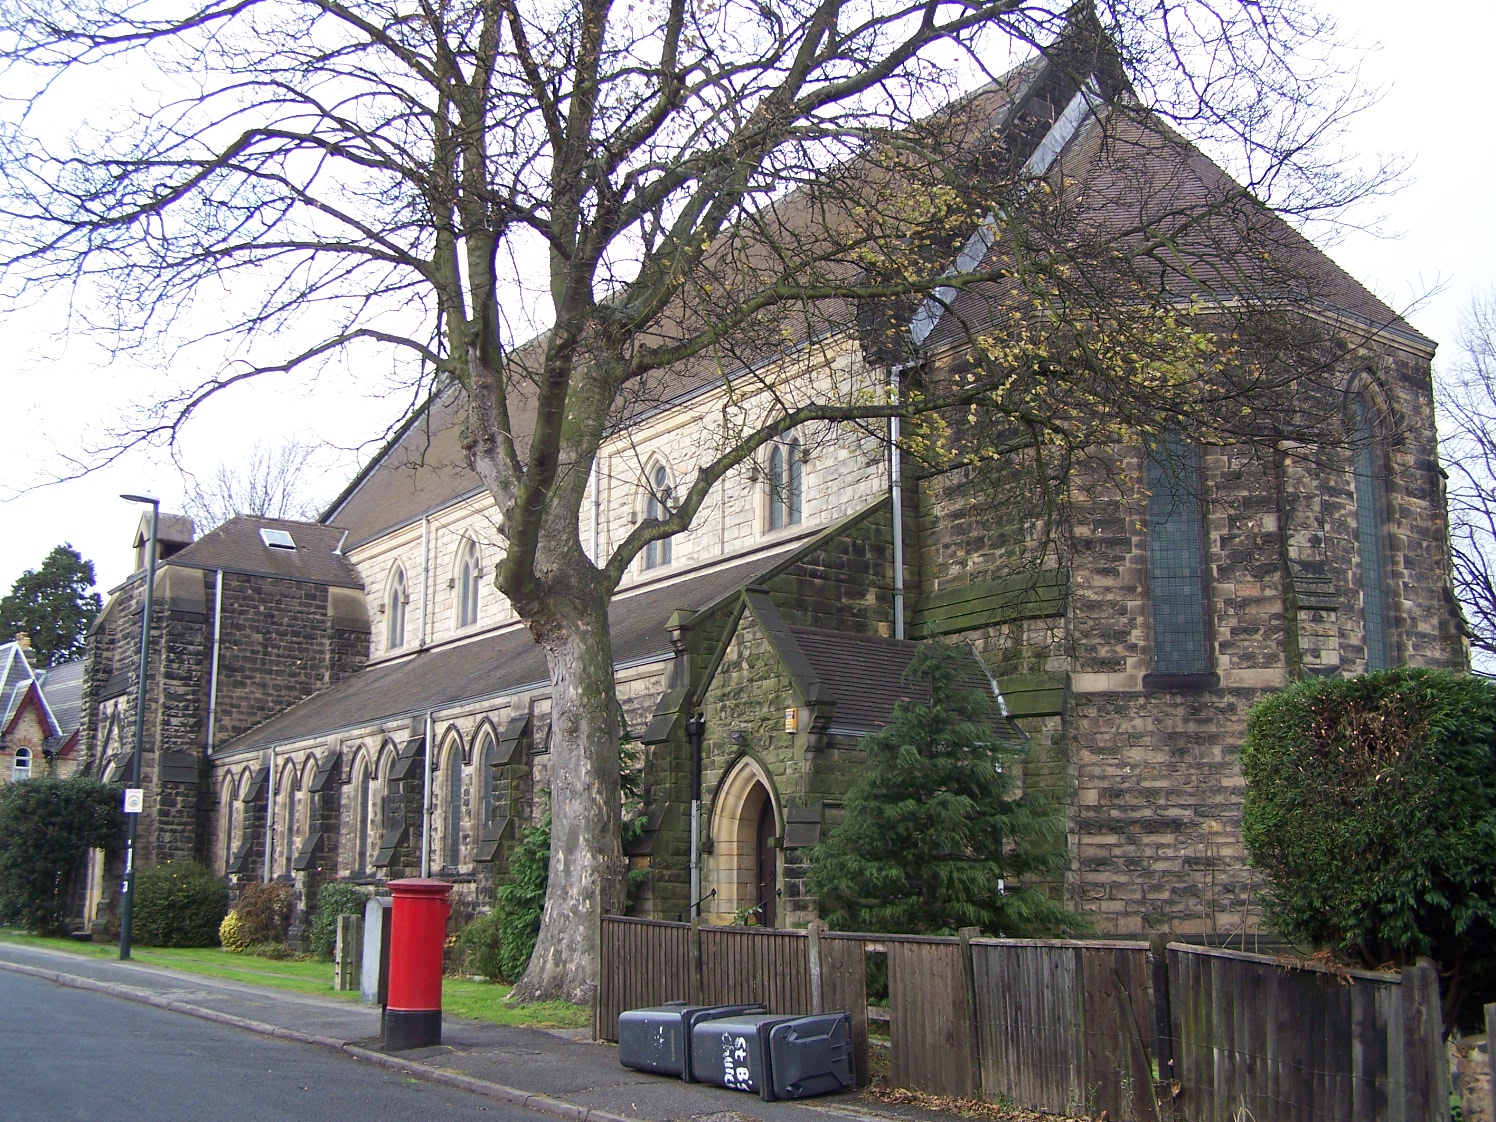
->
xmin=767 ymin=438 xmax=803 ymax=531
xmin=386 ymin=566 xmax=408 ymax=651
xmin=457 ymin=540 xmax=482 ymax=628
xmin=644 ymin=464 xmax=674 ymax=570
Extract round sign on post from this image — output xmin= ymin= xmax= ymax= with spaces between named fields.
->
xmin=383 ymin=878 xmax=453 ymax=1050
xmin=123 ymin=789 xmax=144 ymax=814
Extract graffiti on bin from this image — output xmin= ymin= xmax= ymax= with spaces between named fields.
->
xmin=720 ymin=1033 xmax=754 ymax=1091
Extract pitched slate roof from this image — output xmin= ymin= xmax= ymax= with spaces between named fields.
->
xmin=322 ymin=12 xmax=1426 ymax=555
xmin=165 ymin=515 xmax=362 ymax=589
xmin=321 ymin=67 xmax=1043 ymax=549
xmin=218 ymin=540 xmax=812 ymax=753
xmin=0 ymin=643 xmax=77 ymax=745
xmin=733 ymin=590 xmax=1023 ymax=740
xmin=0 ymin=642 xmax=48 ymax=734
xmin=34 ymin=660 xmax=84 ymax=741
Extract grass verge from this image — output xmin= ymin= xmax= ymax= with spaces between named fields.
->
xmin=0 ymin=928 xmax=588 ymax=1028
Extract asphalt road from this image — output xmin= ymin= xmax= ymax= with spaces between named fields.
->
xmin=0 ymin=970 xmax=547 ymax=1122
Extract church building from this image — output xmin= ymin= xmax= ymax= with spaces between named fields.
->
xmin=77 ymin=29 xmax=1467 ymax=941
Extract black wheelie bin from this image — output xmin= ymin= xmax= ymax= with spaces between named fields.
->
xmin=688 ymin=1011 xmax=855 ymax=1101
xmin=617 ymin=1002 xmax=767 ymax=1079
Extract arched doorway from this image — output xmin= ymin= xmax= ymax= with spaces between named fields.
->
xmin=707 ymin=758 xmax=780 ymax=927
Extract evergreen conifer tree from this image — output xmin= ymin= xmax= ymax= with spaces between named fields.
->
xmin=0 ymin=545 xmax=102 ymax=665
xmin=808 ymin=645 xmax=1081 ymax=936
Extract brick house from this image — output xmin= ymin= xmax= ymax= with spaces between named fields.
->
xmin=0 ymin=637 xmax=83 ymax=785
xmin=78 ymin=23 xmax=1465 ymax=940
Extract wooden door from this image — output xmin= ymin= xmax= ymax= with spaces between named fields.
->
xmin=754 ymin=792 xmax=777 ymax=927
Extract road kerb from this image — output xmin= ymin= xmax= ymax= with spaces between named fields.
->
xmin=0 ymin=956 xmax=640 ymax=1122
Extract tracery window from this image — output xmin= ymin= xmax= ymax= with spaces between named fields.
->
xmin=767 ymin=438 xmax=803 ymax=531
xmin=1146 ymin=436 xmax=1211 ymax=676
xmin=644 ymin=464 xmax=674 ymax=570
xmin=1353 ymin=397 xmax=1394 ymax=670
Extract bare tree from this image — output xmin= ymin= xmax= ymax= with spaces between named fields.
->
xmin=181 ymin=439 xmax=324 ymax=532
xmin=0 ymin=0 xmax=1387 ymax=999
xmin=1439 ymin=294 xmax=1496 ymax=667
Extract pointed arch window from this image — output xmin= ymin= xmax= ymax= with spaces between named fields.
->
xmin=1146 ymin=436 xmax=1211 ymax=677
xmin=644 ymin=464 xmax=674 ymax=570
xmin=220 ymin=777 xmax=237 ymax=875
xmin=477 ymin=727 xmax=502 ymax=831
xmin=1353 ymin=398 xmax=1394 ymax=670
xmin=386 ymin=566 xmax=408 ymax=651
xmin=443 ymin=742 xmax=464 ymax=868
xmin=12 ymin=747 xmax=31 ymax=782
xmin=354 ymin=758 xmax=371 ymax=873
xmin=767 ymin=438 xmax=803 ymax=531
xmin=457 ymin=540 xmax=482 ymax=628
xmin=281 ymin=769 xmax=298 ymax=876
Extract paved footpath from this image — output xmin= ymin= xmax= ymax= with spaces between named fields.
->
xmin=0 ymin=941 xmax=940 ymax=1122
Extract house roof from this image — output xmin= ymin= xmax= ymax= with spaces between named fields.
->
xmin=217 ymin=540 xmax=813 ymax=754
xmin=35 ymin=660 xmax=84 ymax=741
xmin=163 ymin=515 xmax=362 ymax=589
xmin=0 ymin=644 xmax=79 ymax=745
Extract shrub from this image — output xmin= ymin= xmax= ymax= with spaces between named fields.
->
xmin=234 ymin=881 xmax=294 ymax=946
xmin=132 ymin=862 xmax=228 ymax=947
xmin=456 ymin=909 xmax=506 ymax=981
xmin=219 ymin=910 xmax=250 ymax=952
xmin=808 ymin=646 xmax=1082 ymax=937
xmin=0 ymin=777 xmax=123 ymax=934
xmin=1241 ymin=667 xmax=1496 ymax=1028
xmin=499 ymin=815 xmax=549 ymax=982
xmin=307 ymin=882 xmax=370 ymax=960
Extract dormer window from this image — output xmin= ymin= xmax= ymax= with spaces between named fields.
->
xmin=260 ymin=528 xmax=297 ymax=551
xmin=12 ymin=746 xmax=32 ymax=781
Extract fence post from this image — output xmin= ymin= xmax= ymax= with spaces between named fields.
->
xmin=1148 ymin=934 xmax=1177 ymax=1111
xmin=689 ymin=917 xmax=704 ymax=1005
xmin=807 ymin=920 xmax=825 ymax=1014
xmin=334 ymin=913 xmax=363 ymax=991
xmin=1403 ymin=956 xmax=1451 ymax=1121
xmin=958 ymin=926 xmax=983 ymax=1100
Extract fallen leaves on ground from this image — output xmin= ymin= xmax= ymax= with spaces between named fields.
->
xmin=862 ymin=1085 xmax=1092 ymax=1122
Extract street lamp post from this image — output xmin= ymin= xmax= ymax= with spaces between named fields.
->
xmin=119 ymin=494 xmax=160 ymax=961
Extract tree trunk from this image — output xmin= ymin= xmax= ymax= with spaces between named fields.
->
xmin=508 ymin=589 xmax=625 ymax=1005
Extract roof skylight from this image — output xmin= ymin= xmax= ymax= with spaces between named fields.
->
xmin=260 ymin=528 xmax=297 ymax=551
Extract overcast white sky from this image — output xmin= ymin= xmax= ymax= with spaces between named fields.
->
xmin=1 ymin=0 xmax=1491 ymax=603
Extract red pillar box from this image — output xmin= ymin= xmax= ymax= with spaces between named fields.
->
xmin=382 ymin=878 xmax=453 ymax=1050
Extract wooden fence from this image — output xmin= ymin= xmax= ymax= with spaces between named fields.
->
xmin=595 ymin=918 xmax=1451 ymax=1122
xmin=1170 ymin=945 xmax=1448 ymax=1122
